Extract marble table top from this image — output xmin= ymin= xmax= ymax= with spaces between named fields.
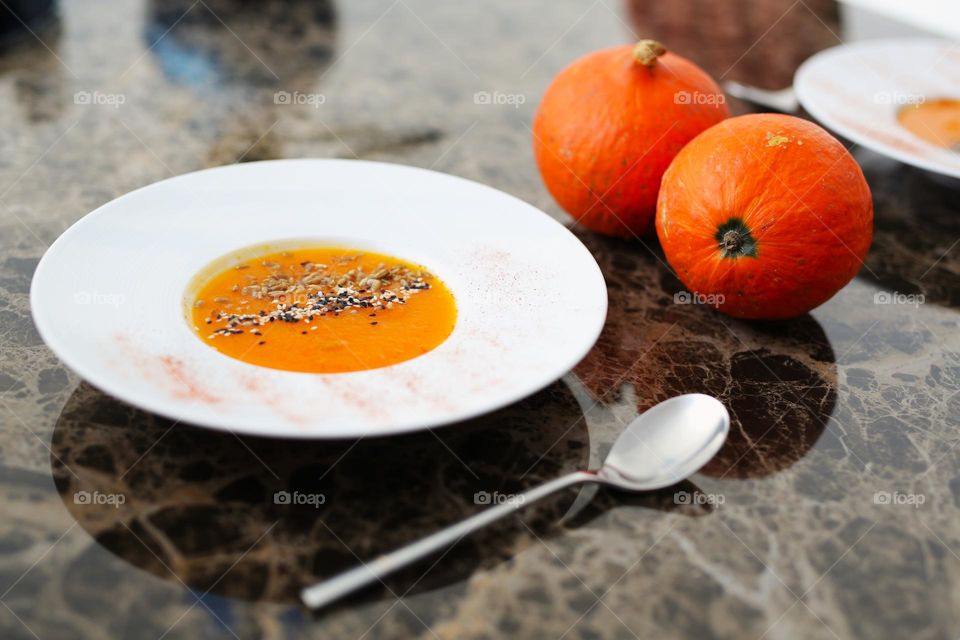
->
xmin=0 ymin=0 xmax=957 ymax=638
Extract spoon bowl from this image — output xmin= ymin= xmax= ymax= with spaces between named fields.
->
xmin=599 ymin=393 xmax=730 ymax=491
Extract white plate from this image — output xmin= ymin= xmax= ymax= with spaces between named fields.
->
xmin=31 ymin=160 xmax=607 ymax=439
xmin=795 ymin=38 xmax=960 ymax=179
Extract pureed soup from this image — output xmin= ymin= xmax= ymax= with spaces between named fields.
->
xmin=897 ymin=98 xmax=960 ymax=150
xmin=187 ymin=245 xmax=457 ymax=373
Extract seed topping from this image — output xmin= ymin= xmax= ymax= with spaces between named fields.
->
xmin=202 ymin=256 xmax=432 ymax=338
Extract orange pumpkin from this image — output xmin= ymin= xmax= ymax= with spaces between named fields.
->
xmin=656 ymin=113 xmax=873 ymax=320
xmin=533 ymin=40 xmax=729 ymax=236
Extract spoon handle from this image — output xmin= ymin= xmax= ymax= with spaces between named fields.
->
xmin=301 ymin=470 xmax=597 ymax=609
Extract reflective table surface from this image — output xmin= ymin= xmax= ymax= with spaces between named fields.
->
xmin=0 ymin=0 xmax=958 ymax=638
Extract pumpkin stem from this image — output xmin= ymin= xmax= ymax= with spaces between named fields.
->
xmin=633 ymin=39 xmax=666 ymax=67
xmin=722 ymin=230 xmax=743 ymax=253
xmin=715 ymin=218 xmax=758 ymax=259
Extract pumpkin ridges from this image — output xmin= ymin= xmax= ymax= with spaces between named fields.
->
xmin=533 ymin=42 xmax=729 ymax=237
xmin=712 ymin=116 xmax=870 ymax=256
xmin=705 ymin=116 xmax=870 ymax=259
xmin=656 ymin=113 xmax=873 ymax=319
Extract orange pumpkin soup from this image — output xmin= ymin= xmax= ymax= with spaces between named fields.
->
xmin=897 ymin=98 xmax=960 ymax=150
xmin=188 ymin=246 xmax=456 ymax=373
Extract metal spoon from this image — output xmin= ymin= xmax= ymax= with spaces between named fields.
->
xmin=301 ymin=393 xmax=730 ymax=609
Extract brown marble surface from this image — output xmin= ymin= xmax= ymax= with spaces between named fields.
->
xmin=1 ymin=0 xmax=959 ymax=638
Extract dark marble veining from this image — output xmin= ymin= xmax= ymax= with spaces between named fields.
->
xmin=1 ymin=0 xmax=959 ymax=638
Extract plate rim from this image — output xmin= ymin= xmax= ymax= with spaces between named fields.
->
xmin=30 ymin=158 xmax=608 ymax=439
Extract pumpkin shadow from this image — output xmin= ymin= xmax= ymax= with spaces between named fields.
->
xmin=51 ymin=378 xmax=707 ymax=606
xmin=854 ymin=153 xmax=960 ymax=310
xmin=696 ymin=319 xmax=837 ymax=479
xmin=573 ymin=232 xmax=838 ymax=479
